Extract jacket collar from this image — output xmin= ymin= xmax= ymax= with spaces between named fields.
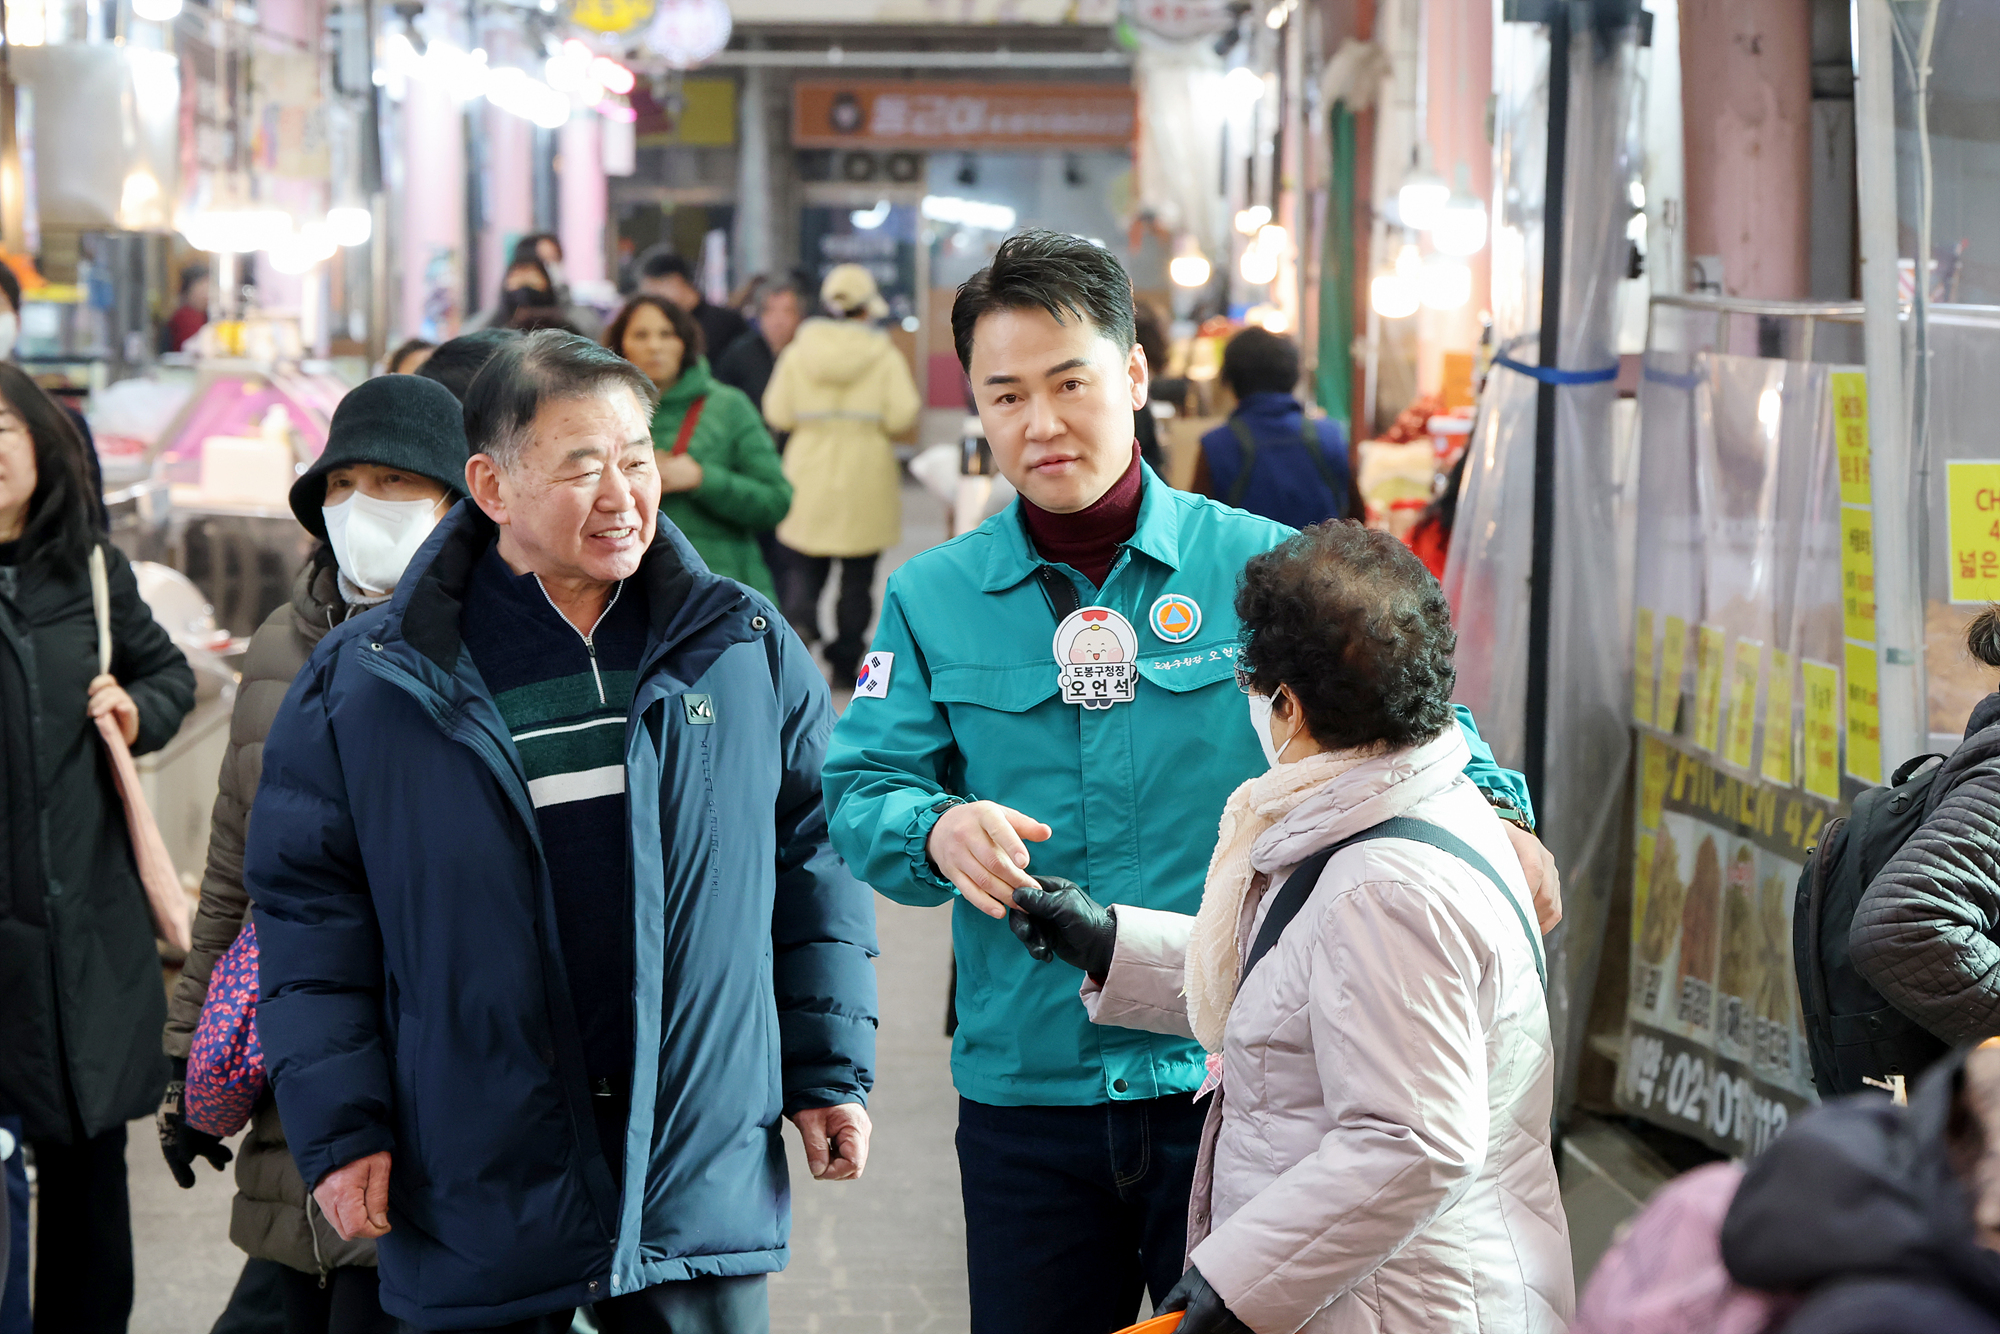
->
xmin=658 ymin=357 xmax=714 ymax=412
xmin=978 ymin=460 xmax=1185 ymax=593
xmin=1248 ymin=727 xmax=1473 ymax=874
xmin=384 ymin=501 xmax=729 ymax=676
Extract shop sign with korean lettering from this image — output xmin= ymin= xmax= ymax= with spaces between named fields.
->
xmin=793 ymin=81 xmax=1138 ymax=150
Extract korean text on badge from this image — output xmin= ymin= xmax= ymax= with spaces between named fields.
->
xmin=1052 ymin=607 xmax=1139 ymax=710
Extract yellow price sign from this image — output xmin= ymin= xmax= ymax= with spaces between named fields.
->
xmin=1692 ymin=624 xmax=1727 ymax=754
xmin=1839 ymin=504 xmax=1877 ymax=643
xmin=1633 ymin=607 xmax=1656 ymax=725
xmin=1947 ymin=460 xmax=2000 ymax=604
xmin=1844 ymin=642 xmax=1882 ymax=784
xmin=1831 ymin=371 xmax=1870 ymax=507
xmin=1760 ymin=650 xmax=1794 ymax=786
xmin=1802 ymin=658 xmax=1841 ymax=801
xmin=1724 ymin=638 xmax=1763 ymax=770
xmin=570 ymin=0 xmax=655 ymax=32
xmin=1656 ymin=615 xmax=1688 ymax=732
xmin=1639 ymin=732 xmax=1670 ymax=830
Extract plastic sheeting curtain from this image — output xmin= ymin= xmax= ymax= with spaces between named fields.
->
xmin=1133 ymin=38 xmax=1230 ymax=275
xmin=1442 ymin=11 xmax=1646 ymax=1108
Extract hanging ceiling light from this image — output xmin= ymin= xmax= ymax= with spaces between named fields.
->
xmin=1397 ymin=145 xmax=1448 ymax=232
xmin=1431 ymin=164 xmax=1488 ymax=257
xmin=1233 ymin=204 xmax=1270 ymax=236
xmin=325 ymin=207 xmax=373 ymax=247
xmin=1370 ymin=243 xmax=1422 ymax=319
xmin=132 ymin=0 xmax=181 ymax=21
xmin=1239 ymin=246 xmax=1278 ymax=286
xmin=1170 ymin=235 xmax=1212 ymax=288
xmin=1223 ymin=66 xmax=1265 ymax=112
xmin=1418 ymin=254 xmax=1472 ymax=310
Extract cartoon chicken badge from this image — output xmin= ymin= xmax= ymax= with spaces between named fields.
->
xmin=1052 ymin=606 xmax=1140 ymax=710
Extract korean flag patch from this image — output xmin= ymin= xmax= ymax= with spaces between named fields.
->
xmin=853 ymin=652 xmax=894 ymax=699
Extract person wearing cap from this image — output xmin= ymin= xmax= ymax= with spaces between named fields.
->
xmin=157 ymin=373 xmax=470 ymax=1334
xmin=761 ymin=263 xmax=920 ymax=685
xmin=821 ymin=232 xmax=1559 ymax=1334
xmin=244 ymin=332 xmax=876 ymax=1333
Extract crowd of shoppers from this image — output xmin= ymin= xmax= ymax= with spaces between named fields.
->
xmin=0 ymin=228 xmax=1667 ymax=1334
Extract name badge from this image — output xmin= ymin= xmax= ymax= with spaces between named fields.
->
xmin=1053 ymin=606 xmax=1139 ymax=710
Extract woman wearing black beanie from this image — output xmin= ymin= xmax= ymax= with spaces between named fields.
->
xmin=156 ymin=372 xmax=472 ymax=1334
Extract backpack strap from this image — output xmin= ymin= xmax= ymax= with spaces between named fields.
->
xmin=1242 ymin=815 xmax=1547 ymax=988
xmin=1300 ymin=414 xmax=1343 ymax=500
xmin=1226 ymin=417 xmax=1259 ymax=508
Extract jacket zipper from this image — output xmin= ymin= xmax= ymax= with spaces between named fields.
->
xmin=536 ymin=578 xmax=622 ymax=706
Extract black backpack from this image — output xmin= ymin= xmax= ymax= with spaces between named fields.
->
xmin=1794 ymin=753 xmax=1955 ymax=1097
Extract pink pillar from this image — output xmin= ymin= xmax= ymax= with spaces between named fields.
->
xmin=1679 ymin=0 xmax=1812 ymax=298
xmin=482 ymin=106 xmax=535 ymax=304
xmin=558 ymin=114 xmax=607 ymax=286
xmin=400 ymin=81 xmax=467 ymax=339
xmin=1417 ymin=0 xmax=1493 ymax=386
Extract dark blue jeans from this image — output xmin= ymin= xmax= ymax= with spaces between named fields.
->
xmin=957 ymin=1095 xmax=1207 ymax=1334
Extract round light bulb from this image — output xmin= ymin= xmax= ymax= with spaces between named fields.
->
xmin=1223 ymin=66 xmax=1265 ymax=111
xmin=1170 ymin=254 xmax=1213 ymax=288
xmin=1431 ymin=194 xmax=1488 ymax=256
xmin=1370 ymin=272 xmax=1418 ymax=320
xmin=1397 ymin=171 xmax=1449 ymax=232
xmin=1418 ymin=256 xmax=1472 ymax=311
xmin=1239 ymin=247 xmax=1278 ymax=286
xmin=326 ymin=207 xmax=372 ymax=247
xmin=133 ymin=0 xmax=182 ymax=21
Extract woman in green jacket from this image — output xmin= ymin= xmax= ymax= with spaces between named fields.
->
xmin=606 ymin=295 xmax=792 ymax=597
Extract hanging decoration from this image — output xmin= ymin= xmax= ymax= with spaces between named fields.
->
xmin=644 ymin=0 xmax=731 ymax=70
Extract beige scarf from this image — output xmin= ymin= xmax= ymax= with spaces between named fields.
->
xmin=1184 ymin=748 xmax=1378 ymax=1052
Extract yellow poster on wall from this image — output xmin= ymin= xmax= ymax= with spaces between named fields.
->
xmin=1844 ymin=642 xmax=1882 ymax=784
xmin=1946 ymin=460 xmax=2000 ymax=605
xmin=1831 ymin=371 xmax=1870 ymax=507
xmin=1839 ymin=505 xmax=1877 ymax=643
xmin=1634 ymin=607 xmax=1657 ymax=725
xmin=1760 ymin=650 xmax=1795 ymax=786
xmin=1693 ymin=624 xmax=1728 ymax=753
xmin=1657 ymin=615 xmax=1689 ymax=732
xmin=1802 ymin=658 xmax=1841 ymax=800
xmin=1724 ymin=638 xmax=1763 ymax=770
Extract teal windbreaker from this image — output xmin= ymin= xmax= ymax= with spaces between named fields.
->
xmin=823 ymin=466 xmax=1531 ymax=1107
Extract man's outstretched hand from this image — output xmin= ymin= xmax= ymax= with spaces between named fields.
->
xmin=787 ymin=1103 xmax=872 ymax=1181
xmin=314 ymin=1150 xmax=393 ymax=1240
xmin=927 ymin=800 xmax=1051 ymax=919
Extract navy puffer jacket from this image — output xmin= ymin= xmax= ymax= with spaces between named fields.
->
xmin=246 ymin=504 xmax=877 ymax=1329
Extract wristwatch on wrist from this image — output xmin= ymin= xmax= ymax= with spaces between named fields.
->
xmin=1486 ymin=796 xmax=1533 ymax=832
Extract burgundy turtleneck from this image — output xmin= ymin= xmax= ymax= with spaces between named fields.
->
xmin=1020 ymin=443 xmax=1143 ymax=587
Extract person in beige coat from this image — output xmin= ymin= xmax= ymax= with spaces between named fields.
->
xmin=1008 ymin=522 xmax=1572 ymax=1334
xmin=762 ymin=263 xmax=919 ymax=683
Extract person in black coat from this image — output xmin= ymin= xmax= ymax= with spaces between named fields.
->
xmin=0 ymin=361 xmax=195 ymax=1333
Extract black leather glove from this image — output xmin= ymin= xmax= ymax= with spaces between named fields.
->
xmin=1158 ymin=1265 xmax=1252 ymax=1334
xmin=1008 ymin=876 xmax=1116 ymax=978
xmin=158 ymin=1059 xmax=233 ymax=1189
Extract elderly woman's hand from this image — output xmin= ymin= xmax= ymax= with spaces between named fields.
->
xmin=87 ymin=673 xmax=140 ymax=747
xmin=1501 ymin=822 xmax=1562 ymax=933
xmin=1158 ymin=1266 xmax=1251 ymax=1334
xmin=1008 ymin=877 xmax=1116 ymax=979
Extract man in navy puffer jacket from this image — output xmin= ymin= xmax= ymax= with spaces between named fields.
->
xmin=246 ymin=332 xmax=878 ymax=1333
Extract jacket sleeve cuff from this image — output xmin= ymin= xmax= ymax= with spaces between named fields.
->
xmin=1079 ymin=905 xmax=1197 ymax=1039
xmin=905 ymin=797 xmax=963 ymax=897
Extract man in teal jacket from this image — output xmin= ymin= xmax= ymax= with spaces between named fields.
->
xmin=822 ymin=232 xmax=1556 ymax=1334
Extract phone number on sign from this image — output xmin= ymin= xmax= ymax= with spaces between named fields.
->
xmin=1623 ymin=1031 xmax=1791 ymax=1156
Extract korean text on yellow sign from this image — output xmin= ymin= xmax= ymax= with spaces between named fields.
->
xmin=1839 ymin=505 xmax=1876 ymax=643
xmin=1693 ymin=624 xmax=1727 ymax=753
xmin=1844 ymin=642 xmax=1882 ymax=785
xmin=1802 ymin=659 xmax=1841 ymax=801
xmin=1760 ymin=651 xmax=1794 ymax=786
xmin=1831 ymin=371 xmax=1871 ymax=507
xmin=1947 ymin=460 xmax=2000 ymax=604
xmin=1656 ymin=615 xmax=1689 ymax=733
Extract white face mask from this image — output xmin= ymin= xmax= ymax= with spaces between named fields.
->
xmin=1247 ymin=689 xmax=1305 ymax=768
xmin=322 ymin=490 xmax=441 ymax=596
xmin=543 ymin=259 xmax=568 ymax=292
xmin=0 ymin=312 xmax=21 ymax=360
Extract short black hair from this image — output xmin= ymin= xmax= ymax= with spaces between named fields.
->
xmin=1221 ymin=327 xmax=1301 ymax=399
xmin=463 ymin=329 xmax=658 ymax=468
xmin=386 ymin=337 xmax=435 ymax=375
xmin=639 ymin=249 xmax=693 ymax=283
xmin=951 ymin=231 xmax=1137 ymax=371
xmin=0 ymin=263 xmax=21 ymax=318
xmin=0 ymin=361 xmax=101 ymax=568
xmin=1236 ymin=521 xmax=1457 ymax=752
xmin=416 ymin=329 xmax=521 ymax=403
xmin=179 ymin=263 xmax=210 ymax=297
xmin=605 ymin=294 xmax=705 ymax=363
xmin=511 ymin=233 xmax=561 ymax=265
